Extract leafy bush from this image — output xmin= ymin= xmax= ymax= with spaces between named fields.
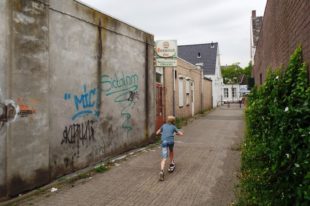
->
xmin=238 ymin=47 xmax=310 ymax=205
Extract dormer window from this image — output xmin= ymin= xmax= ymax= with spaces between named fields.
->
xmin=197 ymin=52 xmax=201 ymax=58
xmin=195 ymin=62 xmax=204 ymax=67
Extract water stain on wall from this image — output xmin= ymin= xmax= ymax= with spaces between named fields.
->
xmin=9 ymin=169 xmax=49 ymax=197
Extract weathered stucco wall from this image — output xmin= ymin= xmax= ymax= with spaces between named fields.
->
xmin=0 ymin=0 xmax=155 ymax=199
xmin=0 ymin=0 xmax=10 ymax=198
xmin=8 ymin=0 xmax=50 ymax=197
xmin=48 ymin=0 xmax=154 ymax=179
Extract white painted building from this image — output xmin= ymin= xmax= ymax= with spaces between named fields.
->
xmin=222 ymin=84 xmax=241 ymax=103
xmin=222 ymin=84 xmax=249 ymax=103
xmin=204 ymin=48 xmax=223 ymax=107
xmin=178 ymin=42 xmax=224 ymax=108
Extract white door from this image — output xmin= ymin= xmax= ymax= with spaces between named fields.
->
xmin=191 ymin=81 xmax=195 ymax=116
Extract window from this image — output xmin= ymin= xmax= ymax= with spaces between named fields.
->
xmin=197 ymin=52 xmax=201 ymax=58
xmin=224 ymin=88 xmax=229 ymax=98
xmin=178 ymin=78 xmax=184 ymax=107
xmin=186 ymin=80 xmax=190 ymax=105
xmin=156 ymin=67 xmax=163 ymax=84
xmin=156 ymin=73 xmax=162 ymax=83
xmin=232 ymin=88 xmax=236 ymax=98
xmin=186 ymin=80 xmax=190 ymax=94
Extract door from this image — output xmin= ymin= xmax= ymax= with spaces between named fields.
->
xmin=156 ymin=83 xmax=164 ymax=130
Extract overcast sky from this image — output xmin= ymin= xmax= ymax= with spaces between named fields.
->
xmin=79 ymin=0 xmax=267 ymax=67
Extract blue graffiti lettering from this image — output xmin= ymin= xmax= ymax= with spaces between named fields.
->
xmin=101 ymin=72 xmax=138 ymax=94
xmin=101 ymin=72 xmax=139 ymax=132
xmin=64 ymin=85 xmax=99 ymax=121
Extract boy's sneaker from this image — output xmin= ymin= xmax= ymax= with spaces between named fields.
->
xmin=168 ymin=163 xmax=175 ymax=173
xmin=159 ymin=170 xmax=164 ymax=181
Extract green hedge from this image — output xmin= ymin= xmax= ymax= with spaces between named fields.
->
xmin=238 ymin=47 xmax=310 ymax=205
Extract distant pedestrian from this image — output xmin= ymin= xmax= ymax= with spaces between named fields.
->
xmin=242 ymin=96 xmax=246 ymax=105
xmin=156 ymin=116 xmax=183 ymax=181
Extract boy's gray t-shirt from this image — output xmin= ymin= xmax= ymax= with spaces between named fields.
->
xmin=160 ymin=123 xmax=179 ymax=142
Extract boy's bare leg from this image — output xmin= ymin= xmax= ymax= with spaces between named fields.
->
xmin=159 ymin=158 xmax=166 ymax=181
xmin=161 ymin=158 xmax=166 ymax=171
xmin=169 ymin=150 xmax=174 ymax=164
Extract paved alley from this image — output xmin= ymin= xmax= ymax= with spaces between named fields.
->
xmin=16 ymin=104 xmax=244 ymax=206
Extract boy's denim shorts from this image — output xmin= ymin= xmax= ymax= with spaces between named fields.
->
xmin=161 ymin=141 xmax=174 ymax=158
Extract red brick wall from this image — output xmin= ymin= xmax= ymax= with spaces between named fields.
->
xmin=253 ymin=0 xmax=310 ymax=85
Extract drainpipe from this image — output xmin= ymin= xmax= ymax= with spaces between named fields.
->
xmin=172 ymin=67 xmax=176 ymax=116
xmin=163 ymin=66 xmax=166 ymax=121
xmin=201 ymin=69 xmax=203 ymax=112
xmin=144 ymin=42 xmax=149 ymax=137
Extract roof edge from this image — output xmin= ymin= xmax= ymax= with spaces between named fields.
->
xmin=178 ymin=42 xmax=218 ymax=47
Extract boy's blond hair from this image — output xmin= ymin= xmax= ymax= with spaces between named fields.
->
xmin=167 ymin=116 xmax=176 ymax=124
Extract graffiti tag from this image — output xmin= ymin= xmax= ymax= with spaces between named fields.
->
xmin=101 ymin=72 xmax=139 ymax=132
xmin=64 ymin=85 xmax=99 ymax=121
xmin=61 ymin=120 xmax=96 ymax=145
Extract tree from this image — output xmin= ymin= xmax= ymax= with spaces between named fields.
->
xmin=221 ymin=62 xmax=253 ymax=84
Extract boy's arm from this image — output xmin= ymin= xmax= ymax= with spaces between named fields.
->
xmin=175 ymin=126 xmax=183 ymax=136
xmin=176 ymin=130 xmax=184 ymax=136
xmin=156 ymin=128 xmax=161 ymax=135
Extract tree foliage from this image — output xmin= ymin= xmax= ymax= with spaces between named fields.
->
xmin=221 ymin=62 xmax=252 ymax=84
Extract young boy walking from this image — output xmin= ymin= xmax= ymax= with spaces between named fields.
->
xmin=156 ymin=116 xmax=183 ymax=181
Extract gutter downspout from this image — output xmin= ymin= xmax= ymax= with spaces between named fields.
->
xmin=201 ymin=69 xmax=203 ymax=112
xmin=172 ymin=67 xmax=176 ymax=116
xmin=144 ymin=42 xmax=149 ymax=138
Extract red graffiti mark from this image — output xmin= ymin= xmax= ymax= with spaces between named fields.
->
xmin=15 ymin=97 xmax=39 ymax=118
xmin=18 ymin=104 xmax=36 ymax=117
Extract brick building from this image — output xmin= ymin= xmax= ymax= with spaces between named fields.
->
xmin=155 ymin=58 xmax=212 ymax=129
xmin=250 ymin=10 xmax=263 ymax=64
xmin=253 ymin=0 xmax=310 ymax=85
xmin=178 ymin=43 xmax=223 ymax=108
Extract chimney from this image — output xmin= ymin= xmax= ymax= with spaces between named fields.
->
xmin=210 ymin=42 xmax=215 ymax=48
xmin=252 ymin=10 xmax=256 ymax=18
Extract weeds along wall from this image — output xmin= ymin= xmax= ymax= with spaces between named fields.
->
xmin=0 ymin=0 xmax=155 ymax=198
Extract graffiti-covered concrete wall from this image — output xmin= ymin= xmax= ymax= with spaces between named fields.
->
xmin=0 ymin=0 xmax=10 ymax=198
xmin=0 ymin=0 xmax=155 ymax=199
